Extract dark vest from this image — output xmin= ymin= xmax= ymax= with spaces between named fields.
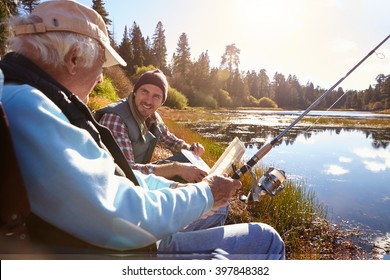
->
xmin=95 ymin=98 xmax=162 ymax=164
xmin=0 ymin=53 xmax=155 ymax=254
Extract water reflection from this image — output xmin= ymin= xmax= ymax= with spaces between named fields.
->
xmin=354 ymin=148 xmax=390 ymax=172
xmin=247 ymin=129 xmax=390 ymax=237
xmin=182 ymin=111 xmax=390 ymax=241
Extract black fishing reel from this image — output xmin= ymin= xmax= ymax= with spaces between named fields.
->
xmin=239 ymin=167 xmax=286 ymax=203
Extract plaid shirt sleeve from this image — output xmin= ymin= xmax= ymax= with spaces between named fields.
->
xmin=98 ymin=112 xmax=155 ymax=174
xmin=152 ymin=114 xmax=190 ymax=153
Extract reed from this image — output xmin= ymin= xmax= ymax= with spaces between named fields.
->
xmin=301 ymin=116 xmax=390 ymax=127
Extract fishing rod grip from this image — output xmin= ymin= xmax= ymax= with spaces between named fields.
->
xmin=232 ymin=142 xmax=273 ymax=179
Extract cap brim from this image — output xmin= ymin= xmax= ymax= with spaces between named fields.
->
xmin=103 ymin=43 xmax=127 ymax=67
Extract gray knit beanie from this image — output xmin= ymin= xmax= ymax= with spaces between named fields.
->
xmin=133 ymin=69 xmax=168 ymax=103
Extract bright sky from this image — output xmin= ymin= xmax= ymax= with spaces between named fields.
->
xmin=74 ymin=0 xmax=389 ymax=91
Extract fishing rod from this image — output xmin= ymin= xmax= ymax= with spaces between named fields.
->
xmin=232 ymin=34 xmax=390 ymax=201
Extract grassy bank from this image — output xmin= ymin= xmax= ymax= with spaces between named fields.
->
xmin=157 ymin=107 xmax=374 ymax=259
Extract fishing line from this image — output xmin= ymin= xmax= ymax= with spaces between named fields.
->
xmin=233 ymin=34 xmax=390 ymax=202
xmin=232 ymin=34 xmax=390 ymax=181
xmin=303 ymin=89 xmax=354 ymax=134
xmin=303 ymin=50 xmax=388 ymax=134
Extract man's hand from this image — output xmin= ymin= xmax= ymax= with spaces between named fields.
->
xmin=190 ymin=142 xmax=205 ymax=156
xmin=177 ymin=162 xmax=208 ymax=183
xmin=202 ymin=174 xmax=241 ymax=210
xmin=154 ymin=162 xmax=208 ymax=183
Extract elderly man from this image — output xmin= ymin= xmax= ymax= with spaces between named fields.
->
xmin=0 ymin=0 xmax=284 ymax=259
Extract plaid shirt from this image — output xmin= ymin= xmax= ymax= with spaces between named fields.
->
xmin=99 ymin=112 xmax=188 ymax=174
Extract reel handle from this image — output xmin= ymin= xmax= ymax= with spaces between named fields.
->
xmin=232 ymin=143 xmax=273 ymax=179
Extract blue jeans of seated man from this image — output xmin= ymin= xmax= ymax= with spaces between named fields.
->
xmin=157 ymin=222 xmax=286 ymax=260
xmin=183 ymin=204 xmax=229 ymax=232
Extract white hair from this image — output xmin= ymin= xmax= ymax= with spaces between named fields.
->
xmin=8 ymin=16 xmax=103 ymax=68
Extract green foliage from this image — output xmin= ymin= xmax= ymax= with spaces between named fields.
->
xmin=88 ymin=75 xmax=120 ymax=112
xmin=247 ymin=95 xmax=259 ymax=106
xmin=189 ymin=90 xmax=218 ymax=108
xmin=165 ymin=87 xmax=188 ymax=109
xmin=133 ymin=65 xmax=158 ymax=77
xmin=203 ymin=95 xmax=218 ymax=109
xmin=258 ymin=97 xmax=278 ymax=108
xmin=217 ymin=89 xmax=232 ymax=107
xmin=90 ymin=75 xmax=119 ymax=102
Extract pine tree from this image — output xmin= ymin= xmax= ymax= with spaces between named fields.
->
xmin=118 ymin=25 xmax=134 ymax=76
xmin=91 ymin=0 xmax=114 ymax=44
xmin=220 ymin=44 xmax=240 ymax=74
xmin=92 ymin=0 xmax=111 ymax=25
xmin=173 ymin=32 xmax=191 ymax=79
xmin=144 ymin=36 xmax=153 ymax=66
xmin=221 ymin=44 xmax=240 ymax=93
xmin=258 ymin=69 xmax=270 ymax=99
xmin=246 ymin=70 xmax=259 ymax=99
xmin=130 ymin=22 xmax=146 ymax=70
xmin=273 ymin=72 xmax=288 ymax=108
xmin=191 ymin=51 xmax=211 ymax=91
xmin=19 ymin=0 xmax=39 ymax=14
xmin=151 ymin=21 xmax=168 ymax=74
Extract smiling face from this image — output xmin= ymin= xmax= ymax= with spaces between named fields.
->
xmin=133 ymin=84 xmax=164 ymax=119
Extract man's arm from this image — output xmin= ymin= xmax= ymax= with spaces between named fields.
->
xmin=156 ymin=112 xmax=204 ymax=156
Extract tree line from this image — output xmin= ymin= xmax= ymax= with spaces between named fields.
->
xmin=2 ymin=0 xmax=390 ymax=110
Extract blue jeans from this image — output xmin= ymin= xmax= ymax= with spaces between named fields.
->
xmin=157 ymin=222 xmax=285 ymax=260
xmin=182 ymin=204 xmax=229 ymax=232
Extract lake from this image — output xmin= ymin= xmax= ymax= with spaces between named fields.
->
xmin=182 ymin=109 xmax=390 ymax=248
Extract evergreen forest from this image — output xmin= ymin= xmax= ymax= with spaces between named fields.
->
xmin=1 ymin=0 xmax=389 ymax=110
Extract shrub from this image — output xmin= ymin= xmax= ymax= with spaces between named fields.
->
xmin=88 ymin=95 xmax=112 ymax=112
xmin=371 ymin=101 xmax=384 ymax=111
xmin=217 ymin=89 xmax=232 ymax=107
xmin=203 ymin=95 xmax=218 ymax=109
xmin=247 ymin=95 xmax=259 ymax=106
xmin=88 ymin=75 xmax=119 ymax=112
xmin=133 ymin=65 xmax=158 ymax=79
xmin=90 ymin=75 xmax=119 ymax=102
xmin=188 ymin=90 xmax=218 ymax=108
xmin=165 ymin=87 xmax=188 ymax=109
xmin=258 ymin=97 xmax=278 ymax=108
xmin=104 ymin=66 xmax=133 ymax=99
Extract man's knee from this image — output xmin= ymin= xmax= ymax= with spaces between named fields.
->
xmin=250 ymin=223 xmax=285 ymax=259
